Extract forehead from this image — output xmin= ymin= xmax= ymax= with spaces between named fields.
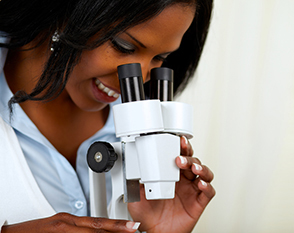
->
xmin=126 ymin=4 xmax=195 ymax=48
xmin=132 ymin=4 xmax=195 ymax=32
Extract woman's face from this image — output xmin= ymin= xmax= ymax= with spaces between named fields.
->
xmin=65 ymin=4 xmax=195 ymax=112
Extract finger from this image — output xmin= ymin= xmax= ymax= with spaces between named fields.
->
xmin=48 ymin=223 xmax=102 ymax=233
xmin=49 ymin=213 xmax=140 ymax=233
xmin=2 ymin=219 xmax=96 ymax=233
xmin=196 ymin=180 xmax=216 ymax=209
xmin=176 ymin=156 xmax=202 ymax=180
xmin=1 ymin=214 xmax=138 ymax=233
xmin=191 ymin=163 xmax=214 ymax=183
xmin=180 ymin=136 xmax=193 ymax=157
xmin=176 ymin=156 xmax=214 ymax=183
xmin=45 ymin=214 xmax=106 ymax=233
xmin=72 ymin=216 xmax=140 ymax=232
xmin=176 ymin=156 xmax=201 ymax=170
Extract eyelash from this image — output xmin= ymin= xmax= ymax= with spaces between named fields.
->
xmin=153 ymin=55 xmax=166 ymax=62
xmin=111 ymin=39 xmax=135 ymax=55
xmin=111 ymin=38 xmax=167 ymax=62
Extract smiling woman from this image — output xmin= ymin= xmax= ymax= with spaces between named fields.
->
xmin=64 ymin=5 xmax=195 ymax=113
xmin=0 ymin=0 xmax=212 ymax=108
xmin=0 ymin=0 xmax=215 ymax=233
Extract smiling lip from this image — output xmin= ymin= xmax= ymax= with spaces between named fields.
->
xmin=92 ymin=79 xmax=120 ymax=103
xmin=95 ymin=79 xmax=120 ymax=98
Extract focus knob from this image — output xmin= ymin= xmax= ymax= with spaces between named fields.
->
xmin=87 ymin=141 xmax=118 ymax=173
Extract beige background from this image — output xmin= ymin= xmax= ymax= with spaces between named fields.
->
xmin=176 ymin=0 xmax=294 ymax=232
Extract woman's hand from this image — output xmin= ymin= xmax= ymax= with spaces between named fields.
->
xmin=1 ymin=213 xmax=140 ymax=233
xmin=128 ymin=136 xmax=215 ymax=233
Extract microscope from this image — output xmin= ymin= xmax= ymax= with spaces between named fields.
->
xmin=87 ymin=63 xmax=193 ymax=219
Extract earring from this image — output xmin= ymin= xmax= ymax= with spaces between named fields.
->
xmin=50 ymin=30 xmax=60 ymax=53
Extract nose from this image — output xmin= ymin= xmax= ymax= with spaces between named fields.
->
xmin=140 ymin=60 xmax=161 ymax=83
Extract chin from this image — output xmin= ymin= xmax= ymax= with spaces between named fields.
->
xmin=80 ymin=103 xmax=109 ymax=112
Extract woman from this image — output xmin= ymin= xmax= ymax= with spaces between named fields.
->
xmin=0 ymin=0 xmax=215 ymax=232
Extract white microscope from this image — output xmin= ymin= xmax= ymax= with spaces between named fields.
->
xmin=87 ymin=63 xmax=193 ymax=220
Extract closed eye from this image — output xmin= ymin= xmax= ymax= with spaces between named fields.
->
xmin=111 ymin=34 xmax=175 ymax=62
xmin=153 ymin=54 xmax=168 ymax=62
xmin=111 ymin=37 xmax=136 ymax=55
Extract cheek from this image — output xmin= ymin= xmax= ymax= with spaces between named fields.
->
xmin=75 ymin=45 xmax=118 ymax=79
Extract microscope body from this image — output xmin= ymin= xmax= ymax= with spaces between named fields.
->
xmin=87 ymin=64 xmax=193 ymax=220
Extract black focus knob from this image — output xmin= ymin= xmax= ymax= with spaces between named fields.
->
xmin=87 ymin=141 xmax=118 ymax=173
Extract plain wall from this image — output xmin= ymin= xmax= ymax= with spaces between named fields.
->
xmin=176 ymin=0 xmax=294 ymax=232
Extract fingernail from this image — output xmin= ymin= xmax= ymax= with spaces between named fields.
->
xmin=179 ymin=156 xmax=187 ymax=165
xmin=182 ymin=136 xmax=188 ymax=145
xmin=126 ymin=222 xmax=141 ymax=230
xmin=200 ymin=180 xmax=207 ymax=187
xmin=193 ymin=163 xmax=202 ymax=171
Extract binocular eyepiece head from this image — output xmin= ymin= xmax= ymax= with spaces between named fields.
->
xmin=117 ymin=63 xmax=174 ymax=103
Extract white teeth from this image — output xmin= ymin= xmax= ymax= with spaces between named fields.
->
xmin=98 ymin=83 xmax=105 ymax=89
xmin=95 ymin=79 xmax=120 ymax=98
xmin=95 ymin=79 xmax=101 ymax=85
xmin=108 ymin=90 xmax=115 ymax=96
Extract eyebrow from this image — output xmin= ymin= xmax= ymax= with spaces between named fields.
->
xmin=126 ymin=32 xmax=180 ymax=55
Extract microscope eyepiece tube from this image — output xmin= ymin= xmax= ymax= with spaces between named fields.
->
xmin=150 ymin=67 xmax=174 ymax=101
xmin=117 ymin=63 xmax=145 ymax=103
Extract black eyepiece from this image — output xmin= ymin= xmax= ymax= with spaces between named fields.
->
xmin=117 ymin=63 xmax=142 ymax=80
xmin=150 ymin=67 xmax=174 ymax=101
xmin=117 ymin=63 xmax=145 ymax=103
